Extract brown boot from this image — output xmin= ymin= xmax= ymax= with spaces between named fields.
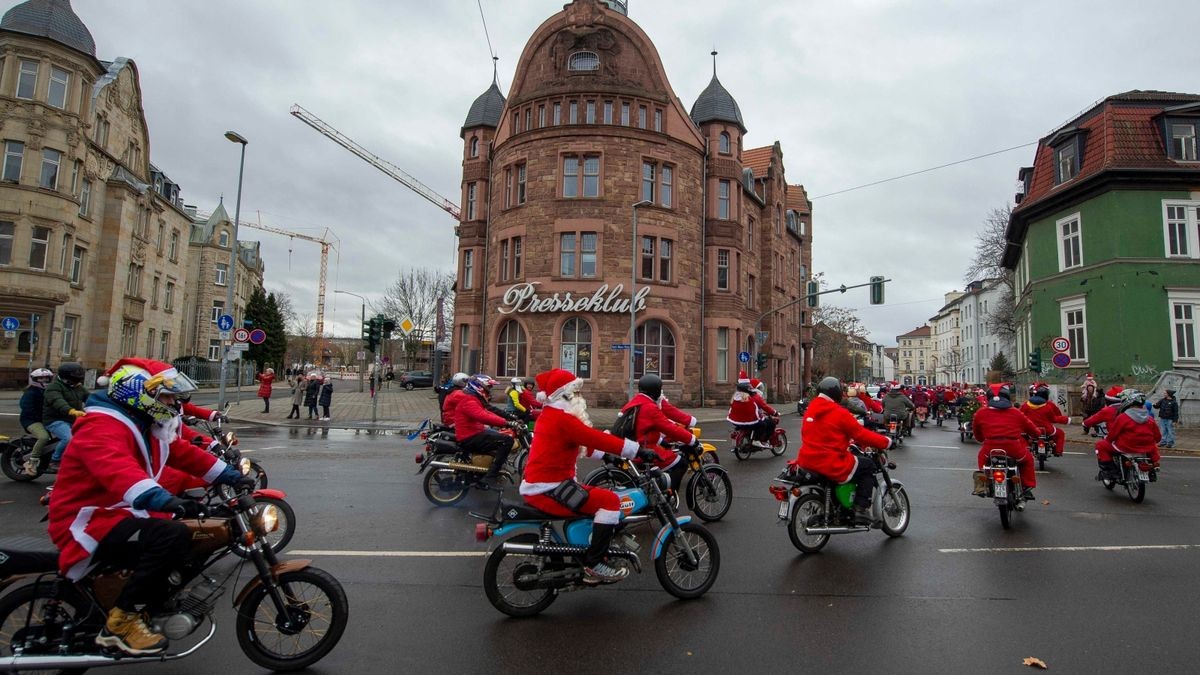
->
xmin=95 ymin=607 xmax=168 ymax=655
xmin=971 ymin=471 xmax=988 ymax=496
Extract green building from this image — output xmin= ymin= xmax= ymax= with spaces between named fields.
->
xmin=1003 ymin=91 xmax=1200 ymax=388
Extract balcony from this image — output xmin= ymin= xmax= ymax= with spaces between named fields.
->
xmin=123 ymin=296 xmax=145 ymax=322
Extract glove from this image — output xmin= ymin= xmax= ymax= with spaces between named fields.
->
xmin=215 ymin=413 xmax=230 ymax=424
xmin=69 ymin=409 xmax=86 ymax=418
xmin=635 ymin=448 xmax=660 ymax=464
xmin=164 ymin=497 xmax=204 ymax=519
xmin=601 ymin=452 xmax=620 ymax=466
xmin=214 ymin=465 xmax=256 ymax=491
xmin=507 ymin=420 xmax=525 ymax=431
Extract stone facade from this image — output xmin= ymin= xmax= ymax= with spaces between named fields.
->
xmin=451 ymin=0 xmax=812 ymax=406
xmin=895 ymin=325 xmax=934 ymax=386
xmin=180 ymin=202 xmax=263 ymax=361
xmin=928 ymin=291 xmax=964 ymax=384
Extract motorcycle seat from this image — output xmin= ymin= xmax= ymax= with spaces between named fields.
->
xmin=0 ymin=536 xmax=60 ymax=576
xmin=779 ymin=468 xmax=825 ymax=486
xmin=497 ymin=500 xmax=567 ymax=522
xmin=429 ymin=438 xmax=460 ymax=454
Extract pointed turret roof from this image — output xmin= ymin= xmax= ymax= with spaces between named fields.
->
xmin=0 ymin=0 xmax=95 ymax=57
xmin=206 ymin=199 xmax=230 ymax=227
xmin=462 ymin=81 xmax=506 ymax=132
xmin=690 ymin=52 xmax=745 ymax=132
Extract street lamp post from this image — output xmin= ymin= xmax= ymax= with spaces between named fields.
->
xmin=334 ymin=290 xmax=366 ymax=393
xmin=629 ymin=199 xmax=653 ymax=400
xmin=217 ymin=131 xmax=248 ymax=410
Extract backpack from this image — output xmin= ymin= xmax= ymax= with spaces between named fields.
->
xmin=609 ymin=404 xmax=640 ymax=441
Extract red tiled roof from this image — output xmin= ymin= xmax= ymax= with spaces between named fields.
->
xmin=897 ymin=325 xmax=930 ymax=339
xmin=743 ymin=146 xmax=773 ymax=178
xmin=786 ymin=184 xmax=810 ymax=214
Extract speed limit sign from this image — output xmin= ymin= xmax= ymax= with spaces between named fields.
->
xmin=1051 ymin=336 xmax=1071 ymax=353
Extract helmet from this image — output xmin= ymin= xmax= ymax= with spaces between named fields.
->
xmin=105 ymin=358 xmax=198 ymax=423
xmin=1120 ymin=390 xmax=1146 ymax=411
xmin=466 ymin=373 xmax=495 ymax=397
xmin=57 ymin=362 xmax=84 ymax=385
xmin=29 ymin=367 xmax=54 ymax=388
xmin=451 ymin=372 xmax=469 ymax=388
xmin=995 ymin=385 xmax=1013 ymax=401
xmin=510 ymin=377 xmax=523 ymax=387
xmin=638 ymin=373 xmax=663 ymax=401
xmin=1034 ymin=385 xmax=1050 ymax=400
xmin=817 ymin=376 xmax=843 ymax=403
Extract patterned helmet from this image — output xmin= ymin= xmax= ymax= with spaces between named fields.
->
xmin=105 ymin=358 xmax=198 ymax=423
xmin=466 ymin=373 xmax=496 ymax=397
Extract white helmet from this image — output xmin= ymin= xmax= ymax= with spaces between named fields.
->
xmin=511 ymin=377 xmax=523 ymax=387
xmin=29 ymin=368 xmax=54 ymax=388
xmin=451 ymin=372 xmax=469 ymax=388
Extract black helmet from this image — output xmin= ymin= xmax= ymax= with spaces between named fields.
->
xmin=1034 ymin=385 xmax=1050 ymax=401
xmin=996 ymin=385 xmax=1013 ymax=401
xmin=817 ymin=376 xmax=843 ymax=403
xmin=638 ymin=373 xmax=663 ymax=400
xmin=57 ymin=362 xmax=84 ymax=385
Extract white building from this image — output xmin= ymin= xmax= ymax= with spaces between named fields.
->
xmin=958 ymin=278 xmax=1015 ymax=384
xmin=929 ymin=291 xmax=964 ymax=384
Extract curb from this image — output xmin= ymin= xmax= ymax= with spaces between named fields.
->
xmin=1063 ymin=435 xmax=1199 ymax=457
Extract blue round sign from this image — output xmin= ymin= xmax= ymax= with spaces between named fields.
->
xmin=216 ymin=314 xmax=235 ymax=331
xmin=1051 ymin=352 xmax=1072 ymax=368
xmin=1 ymin=317 xmax=18 ymax=331
xmin=738 ymin=351 xmax=751 ymax=363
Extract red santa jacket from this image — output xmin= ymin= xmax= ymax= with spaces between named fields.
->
xmin=255 ymin=372 xmax=275 ymax=398
xmin=857 ymin=391 xmax=883 ymax=414
xmin=453 ymin=392 xmax=509 ymax=442
xmin=727 ymin=391 xmax=777 ymax=425
xmin=661 ymin=398 xmax=697 ymax=428
xmin=1083 ymin=404 xmax=1119 ymax=429
xmin=520 ymin=405 xmax=638 ymax=495
xmin=795 ymin=395 xmax=890 ymax=484
xmin=517 ymin=388 xmax=543 ymax=412
xmin=441 ymin=388 xmax=466 ymax=425
xmin=620 ymin=393 xmax=696 ymax=448
xmin=1106 ymin=408 xmax=1162 ymax=454
xmin=48 ymin=400 xmax=226 ymax=580
xmin=972 ymin=401 xmax=1041 ymax=446
xmin=1019 ymin=401 xmax=1068 ymax=434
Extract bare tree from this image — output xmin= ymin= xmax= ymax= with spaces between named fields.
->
xmin=379 ymin=268 xmax=455 ymax=370
xmin=270 ymin=289 xmax=298 ymax=329
xmin=286 ymin=313 xmax=320 ymax=368
xmin=938 ymin=347 xmax=966 ymax=382
xmin=964 ymin=206 xmax=1019 ymax=342
xmin=811 ymin=305 xmax=870 ymax=381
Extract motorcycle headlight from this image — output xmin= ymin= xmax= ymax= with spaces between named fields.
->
xmin=223 ymin=432 xmax=236 ymax=447
xmin=239 ymin=458 xmax=252 ymax=476
xmin=259 ymin=504 xmax=280 ymax=533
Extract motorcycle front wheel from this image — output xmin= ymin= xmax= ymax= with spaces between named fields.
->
xmin=248 ymin=459 xmax=268 ymax=490
xmin=880 ymin=485 xmax=910 ymax=537
xmin=731 ymin=441 xmax=751 ymax=461
xmin=483 ymin=534 xmax=558 ymax=617
xmin=769 ymin=431 xmax=788 ymax=457
xmin=236 ymin=567 xmax=349 ymax=672
xmin=654 ymin=522 xmax=720 ymax=599
xmin=788 ymin=494 xmax=830 ymax=553
xmin=0 ymin=580 xmax=95 ymax=675
xmin=422 ymin=468 xmax=470 ymax=506
xmin=687 ymin=466 xmax=732 ymax=522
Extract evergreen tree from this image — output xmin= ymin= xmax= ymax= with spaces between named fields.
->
xmin=243 ymin=287 xmax=271 ymax=371
xmin=988 ymin=351 xmax=1015 ymax=381
xmin=262 ymin=293 xmax=288 ymax=371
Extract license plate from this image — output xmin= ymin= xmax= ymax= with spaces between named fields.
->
xmin=778 ymin=499 xmax=790 ymax=519
xmin=1136 ymin=470 xmax=1149 ymax=481
xmin=994 ymin=483 xmax=1007 ymax=499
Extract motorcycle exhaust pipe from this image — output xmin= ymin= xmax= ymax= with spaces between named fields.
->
xmin=0 ymin=653 xmax=160 ymax=669
xmin=503 ymin=542 xmax=642 ymax=567
xmin=427 ymin=460 xmax=488 ymax=474
xmin=803 ymin=526 xmax=871 ymax=535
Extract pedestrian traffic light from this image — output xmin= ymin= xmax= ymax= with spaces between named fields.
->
xmin=755 ymin=352 xmax=767 ymax=372
xmin=806 ymin=279 xmax=820 ymax=308
xmin=1028 ymin=347 xmax=1041 ymax=372
xmin=869 ymin=276 xmax=885 ymax=305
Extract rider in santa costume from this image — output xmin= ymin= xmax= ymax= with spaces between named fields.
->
xmin=48 ymin=358 xmax=252 ymax=656
xmin=727 ymin=371 xmax=778 ymax=447
xmin=520 ymin=368 xmax=655 ymax=585
xmin=618 ymin=373 xmax=698 ymax=490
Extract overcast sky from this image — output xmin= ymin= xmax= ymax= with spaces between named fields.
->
xmin=68 ymin=0 xmax=1198 ymax=345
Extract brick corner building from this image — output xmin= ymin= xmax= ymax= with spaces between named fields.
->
xmin=451 ymin=0 xmax=814 ymax=406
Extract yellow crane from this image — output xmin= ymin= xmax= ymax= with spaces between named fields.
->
xmin=239 ymin=213 xmax=339 ymax=340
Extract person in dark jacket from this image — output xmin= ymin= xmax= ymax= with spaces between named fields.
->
xmin=20 ymin=368 xmax=55 ymax=475
xmin=303 ymin=373 xmax=321 ymax=420
xmin=43 ymin=362 xmax=88 ymax=470
xmin=1154 ymin=389 xmax=1179 ymax=449
xmin=318 ymin=377 xmax=333 ymax=421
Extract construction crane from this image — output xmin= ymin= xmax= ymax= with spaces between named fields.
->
xmin=290 ymin=103 xmax=461 ymax=220
xmin=239 ymin=213 xmax=339 ymax=340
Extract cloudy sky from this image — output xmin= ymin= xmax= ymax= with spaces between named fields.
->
xmin=69 ymin=0 xmax=1198 ymax=345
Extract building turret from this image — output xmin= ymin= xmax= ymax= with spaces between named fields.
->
xmin=0 ymin=0 xmax=95 ymax=57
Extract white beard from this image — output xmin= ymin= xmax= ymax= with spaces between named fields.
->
xmin=154 ymin=414 xmax=182 ymax=443
xmin=566 ymin=394 xmax=592 ymax=427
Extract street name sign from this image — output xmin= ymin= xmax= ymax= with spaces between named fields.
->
xmin=229 ymin=342 xmax=250 ymax=351
xmin=611 ymin=343 xmax=630 ymax=350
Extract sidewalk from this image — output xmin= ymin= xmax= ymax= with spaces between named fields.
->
xmin=1060 ymin=422 xmax=1198 ymax=455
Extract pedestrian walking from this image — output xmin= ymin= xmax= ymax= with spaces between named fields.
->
xmin=1154 ymin=389 xmax=1179 ymax=449
xmin=19 ymin=368 xmax=55 ymax=476
xmin=319 ymin=377 xmax=334 ymax=421
xmin=255 ymin=367 xmax=276 ymax=413
xmin=287 ymin=376 xmax=305 ymax=419
xmin=304 ymin=373 xmax=321 ymax=420
xmin=42 ymin=362 xmax=88 ymax=472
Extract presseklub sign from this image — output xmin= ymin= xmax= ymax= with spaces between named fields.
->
xmin=498 ymin=283 xmax=649 ymax=315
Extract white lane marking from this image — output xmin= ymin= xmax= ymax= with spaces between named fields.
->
xmin=918 ymin=467 xmax=974 ymax=472
xmin=907 ymin=444 xmax=963 ymax=450
xmin=259 ymin=446 xmax=287 ymax=450
xmin=288 ymin=550 xmax=486 ymax=558
xmin=940 ymin=544 xmax=1200 ymax=554
xmin=0 ymin=412 xmax=18 ymax=416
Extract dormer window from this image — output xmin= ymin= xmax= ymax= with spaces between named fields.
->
xmin=1168 ymin=121 xmax=1197 ymax=161
xmin=1048 ymin=127 xmax=1086 ymax=186
xmin=568 ymin=51 xmax=600 ymax=72
xmin=218 ymin=230 xmax=229 ymax=247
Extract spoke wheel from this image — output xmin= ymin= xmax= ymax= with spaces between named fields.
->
xmin=731 ymin=441 xmax=751 ymax=461
xmin=1 ymin=444 xmax=38 ymax=482
xmin=422 ymin=468 xmax=470 ymax=506
xmin=1125 ymin=478 xmax=1146 ymax=504
xmin=788 ymin=494 xmax=830 ymax=553
xmin=769 ymin=431 xmax=788 ymax=457
xmin=654 ymin=522 xmax=720 ymax=599
xmin=236 ymin=567 xmax=348 ymax=671
xmin=879 ymin=485 xmax=910 ymax=537
xmin=687 ymin=467 xmax=732 ymax=522
xmin=0 ymin=581 xmax=95 ymax=675
xmin=483 ymin=534 xmax=558 ymax=617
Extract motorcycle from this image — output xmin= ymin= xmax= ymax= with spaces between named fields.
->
xmin=184 ymin=408 xmax=267 ymax=490
xmin=973 ymin=449 xmax=1028 ymax=529
xmin=729 ymin=416 xmax=787 ymax=460
xmin=473 ymin=461 xmax=720 ymax=617
xmin=583 ymin=428 xmax=732 ymax=522
xmin=0 ymin=485 xmax=348 ymax=672
xmin=1029 ymin=433 xmax=1053 ymax=471
xmin=884 ymin=414 xmax=905 ymax=448
xmin=934 ymin=403 xmax=946 ymax=427
xmin=958 ymin=418 xmax=973 ymax=443
xmin=414 ymin=423 xmax=529 ymax=506
xmin=1099 ymin=450 xmax=1157 ymax=503
xmin=915 ymin=405 xmax=928 ymax=427
xmin=769 ymin=446 xmax=910 ymax=553
xmin=0 ymin=433 xmax=56 ymax=482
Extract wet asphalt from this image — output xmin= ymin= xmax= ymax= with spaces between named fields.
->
xmin=1 ymin=416 xmax=1199 ymax=673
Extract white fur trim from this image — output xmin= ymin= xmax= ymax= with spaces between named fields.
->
xmin=520 ymin=479 xmax=565 ymax=496
xmin=65 ymin=506 xmax=99 ymax=581
xmin=201 ymin=458 xmax=226 ymax=484
xmin=209 ymin=410 xmax=221 ymax=421
xmin=594 ymin=508 xmax=621 ymax=525
xmin=536 ymin=391 xmax=547 ymax=403
xmin=547 ymin=378 xmax=584 ymax=403
xmin=85 ymin=407 xmax=154 ymax=476
xmin=619 ymin=438 xmax=639 ymax=459
xmin=688 ymin=416 xmax=698 ymax=427
xmin=122 ymin=478 xmax=160 ymax=507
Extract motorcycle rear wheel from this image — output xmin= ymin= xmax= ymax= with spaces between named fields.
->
xmin=1037 ymin=455 xmax=1046 ymax=471
xmin=582 ymin=466 xmax=635 ymax=491
xmin=998 ymin=500 xmax=1012 ymax=530
xmin=483 ymin=534 xmax=558 ymax=617
xmin=731 ymin=442 xmax=751 ymax=461
xmin=769 ymin=431 xmax=788 ymax=457
xmin=788 ymin=494 xmax=830 ymax=553
xmin=1125 ymin=479 xmax=1146 ymax=503
xmin=688 ymin=466 xmax=732 ymax=522
xmin=1 ymin=442 xmax=39 ymax=482
xmin=236 ymin=567 xmax=348 ymax=672
xmin=422 ymin=468 xmax=470 ymax=506
xmin=0 ymin=581 xmax=94 ymax=675
xmin=654 ymin=522 xmax=720 ymax=599
xmin=880 ymin=486 xmax=910 ymax=537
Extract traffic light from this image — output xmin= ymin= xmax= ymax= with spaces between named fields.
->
xmin=362 ymin=318 xmax=381 ymax=352
xmin=1028 ymin=347 xmax=1041 ymax=372
xmin=806 ymin=279 xmax=820 ymax=308
xmin=869 ymin=276 xmax=885 ymax=305
xmin=755 ymin=352 xmax=767 ymax=372
xmin=382 ymin=318 xmax=396 ymax=340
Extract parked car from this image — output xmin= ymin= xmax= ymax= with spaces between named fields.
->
xmin=399 ymin=370 xmax=434 ymax=389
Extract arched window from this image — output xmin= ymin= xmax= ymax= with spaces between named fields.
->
xmin=496 ymin=320 xmax=527 ymax=377
xmin=17 ymin=330 xmax=33 ymax=354
xmin=469 ymin=137 xmax=479 ymax=158
xmin=568 ymin=51 xmax=600 ymax=72
xmin=560 ymin=317 xmax=593 ymax=378
xmin=635 ymin=320 xmax=676 ymax=380
xmin=719 ymin=132 xmax=731 ymax=154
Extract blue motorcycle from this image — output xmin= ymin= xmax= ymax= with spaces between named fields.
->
xmin=474 ymin=463 xmax=720 ymax=617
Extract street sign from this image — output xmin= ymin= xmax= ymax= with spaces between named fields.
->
xmin=611 ymin=343 xmax=630 ymax=350
xmin=216 ymin=314 xmax=234 ymax=331
xmin=398 ymin=317 xmax=415 ymax=336
xmin=1052 ymin=352 xmax=1072 ymax=368
xmin=356 ymin=351 xmax=366 ymax=360
xmin=229 ymin=342 xmax=249 ymax=351
xmin=218 ymin=330 xmax=231 ymax=341
xmin=249 ymin=329 xmax=266 ymax=344
xmin=3 ymin=331 xmax=13 ymax=339
xmin=756 ymin=332 xmax=768 ymax=346
xmin=738 ymin=351 xmax=751 ymax=363
xmin=233 ymin=328 xmax=250 ymax=343
xmin=1051 ymin=336 xmax=1071 ymax=353
xmin=1 ymin=317 xmax=18 ymax=331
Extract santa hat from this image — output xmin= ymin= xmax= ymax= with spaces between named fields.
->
xmin=1104 ymin=385 xmax=1125 ymax=401
xmin=737 ymin=370 xmax=751 ymax=386
xmin=96 ymin=357 xmax=177 ymax=388
xmin=750 ymin=378 xmax=762 ymax=389
xmin=535 ymin=368 xmax=582 ymax=403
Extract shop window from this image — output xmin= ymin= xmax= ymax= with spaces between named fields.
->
xmin=635 ymin=320 xmax=676 ymax=380
xmin=496 ymin=320 xmax=527 ymax=377
xmin=560 ymin=317 xmax=593 ymax=378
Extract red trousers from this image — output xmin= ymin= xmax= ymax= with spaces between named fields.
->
xmin=525 ymin=484 xmax=621 ymax=525
xmin=1044 ymin=427 xmax=1065 ymax=456
xmin=1095 ymin=439 xmax=1160 ymax=464
xmin=977 ymin=441 xmax=1036 ymax=488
